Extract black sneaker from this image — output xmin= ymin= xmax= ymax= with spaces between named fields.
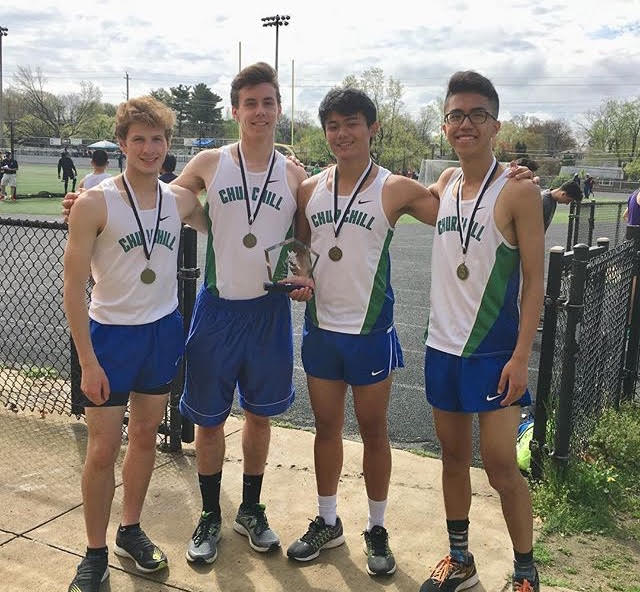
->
xmin=287 ymin=516 xmax=345 ymax=562
xmin=114 ymin=525 xmax=168 ymax=573
xmin=68 ymin=554 xmax=109 ymax=592
xmin=233 ymin=503 xmax=280 ymax=552
xmin=513 ymin=567 xmax=540 ymax=592
xmin=363 ymin=525 xmax=396 ymax=576
xmin=420 ymin=553 xmax=479 ymax=591
xmin=186 ymin=511 xmax=222 ymax=564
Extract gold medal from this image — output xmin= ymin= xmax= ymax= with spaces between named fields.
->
xmin=140 ymin=268 xmax=156 ymax=284
xmin=243 ymin=233 xmax=257 ymax=248
xmin=328 ymin=246 xmax=343 ymax=262
xmin=456 ymin=263 xmax=469 ymax=280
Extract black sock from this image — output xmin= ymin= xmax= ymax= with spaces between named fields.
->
xmin=199 ymin=471 xmax=222 ymax=518
xmin=514 ymin=549 xmax=536 ymax=579
xmin=118 ymin=523 xmax=140 ymax=535
xmin=447 ymin=518 xmax=471 ymax=563
xmin=241 ymin=473 xmax=264 ymax=508
xmin=86 ymin=546 xmax=108 ymax=558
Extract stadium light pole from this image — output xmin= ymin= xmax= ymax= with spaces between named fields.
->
xmin=261 ymin=15 xmax=290 ymax=73
xmin=0 ymin=26 xmax=8 ymax=151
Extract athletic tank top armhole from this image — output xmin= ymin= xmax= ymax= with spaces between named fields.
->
xmin=306 ymin=168 xmax=331 ymax=213
xmin=204 ymin=147 xmax=228 ymax=195
xmin=442 ymin=168 xmax=463 ymax=200
xmin=277 ymin=152 xmax=298 ymax=209
xmin=377 ymin=168 xmax=395 ymax=230
xmin=98 ymin=178 xmax=121 ymax=236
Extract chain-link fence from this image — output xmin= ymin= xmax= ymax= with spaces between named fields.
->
xmin=566 ymin=200 xmax=627 ymax=250
xmin=531 ymin=230 xmax=640 ymax=478
xmin=0 ymin=218 xmax=197 ymax=450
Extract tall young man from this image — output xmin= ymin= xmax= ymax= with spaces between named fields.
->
xmin=174 ymin=62 xmax=307 ymax=564
xmin=63 ymin=96 xmax=206 ymax=592
xmin=420 ymin=71 xmax=543 ymax=592
xmin=286 ymin=88 xmax=441 ymax=576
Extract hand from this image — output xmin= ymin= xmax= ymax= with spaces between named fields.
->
xmin=286 ymin=275 xmax=314 ymax=302
xmin=286 ymin=154 xmax=306 ymax=171
xmin=80 ymin=361 xmax=111 ymax=405
xmin=506 ymin=161 xmax=534 ymax=181
xmin=62 ymin=191 xmax=81 ymax=221
xmin=497 ymin=356 xmax=528 ymax=406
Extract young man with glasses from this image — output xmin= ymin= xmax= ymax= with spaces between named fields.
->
xmin=419 ymin=71 xmax=543 ymax=592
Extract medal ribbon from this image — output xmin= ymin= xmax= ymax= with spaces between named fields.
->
xmin=455 ymin=157 xmax=499 ymax=259
xmin=122 ymin=173 xmax=163 ymax=264
xmin=332 ymin=158 xmax=374 ymax=239
xmin=237 ymin=143 xmax=276 ymax=228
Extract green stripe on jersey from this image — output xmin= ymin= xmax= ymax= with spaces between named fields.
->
xmin=307 ymin=295 xmax=318 ymax=326
xmin=462 ymin=243 xmax=519 ymax=357
xmin=204 ymin=202 xmax=219 ymax=297
xmin=361 ymin=229 xmax=394 ymax=335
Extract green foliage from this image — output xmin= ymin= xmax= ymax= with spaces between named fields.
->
xmin=21 ymin=365 xmax=59 ymax=379
xmin=533 ymin=404 xmax=640 ymax=536
xmin=625 ymin=158 xmax=640 ymax=181
xmin=550 ymin=173 xmax=572 ymax=189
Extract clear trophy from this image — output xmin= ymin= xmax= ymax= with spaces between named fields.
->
xmin=263 ymin=238 xmax=319 ymax=293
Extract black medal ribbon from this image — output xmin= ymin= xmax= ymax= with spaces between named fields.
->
xmin=330 ymin=159 xmax=374 ymax=261
xmin=237 ymin=143 xmax=276 ymax=245
xmin=122 ymin=174 xmax=163 ymax=277
xmin=455 ymin=157 xmax=499 ymax=266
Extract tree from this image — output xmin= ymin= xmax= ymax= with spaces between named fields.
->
xmin=170 ymin=84 xmax=191 ymax=137
xmin=188 ymin=83 xmax=223 ymax=137
xmin=150 ymin=88 xmax=172 ymax=107
xmin=625 ymin=158 xmax=640 ymax=181
xmin=11 ymin=66 xmax=101 ymax=138
xmin=294 ymin=125 xmax=333 ymax=165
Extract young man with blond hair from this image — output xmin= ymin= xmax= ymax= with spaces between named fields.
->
xmin=64 ymin=96 xmax=206 ymax=592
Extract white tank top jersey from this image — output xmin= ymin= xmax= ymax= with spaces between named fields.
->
xmin=203 ymin=144 xmax=297 ymax=300
xmin=426 ymin=167 xmax=522 ymax=357
xmin=88 ymin=178 xmax=181 ymax=325
xmin=305 ymin=165 xmax=395 ymax=335
xmin=83 ymin=172 xmax=112 ymax=190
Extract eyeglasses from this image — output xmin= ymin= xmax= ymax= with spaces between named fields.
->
xmin=444 ymin=109 xmax=497 ymax=126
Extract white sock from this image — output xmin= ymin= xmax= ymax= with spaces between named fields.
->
xmin=367 ymin=498 xmax=388 ymax=531
xmin=318 ymin=494 xmax=337 ymax=526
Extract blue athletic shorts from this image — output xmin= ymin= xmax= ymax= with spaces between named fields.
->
xmin=81 ymin=308 xmax=184 ymax=408
xmin=179 ymin=286 xmax=295 ymax=427
xmin=302 ymin=322 xmax=404 ymax=385
xmin=424 ymin=346 xmax=531 ymax=413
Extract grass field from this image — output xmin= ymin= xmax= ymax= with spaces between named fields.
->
xmin=0 ymin=162 xmax=631 ymax=222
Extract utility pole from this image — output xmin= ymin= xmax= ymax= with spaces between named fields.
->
xmin=0 ymin=26 xmax=8 ymax=151
xmin=261 ymin=15 xmax=290 ymax=73
xmin=238 ymin=41 xmax=242 ymax=73
xmin=125 ymin=72 xmax=130 ymax=100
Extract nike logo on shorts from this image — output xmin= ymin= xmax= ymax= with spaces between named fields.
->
xmin=486 ymin=393 xmax=503 ymax=401
xmin=371 ymin=369 xmax=385 ymax=376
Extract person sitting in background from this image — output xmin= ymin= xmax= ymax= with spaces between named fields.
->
xmin=159 ymin=154 xmax=178 ymax=183
xmin=78 ymin=150 xmax=111 ymax=191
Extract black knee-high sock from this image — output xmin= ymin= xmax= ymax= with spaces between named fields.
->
xmin=199 ymin=471 xmax=222 ymax=519
xmin=241 ymin=473 xmax=264 ymax=508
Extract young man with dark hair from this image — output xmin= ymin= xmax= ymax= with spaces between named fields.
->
xmin=58 ymin=150 xmax=78 ymax=193
xmin=78 ymin=149 xmax=110 ymax=191
xmin=63 ymin=96 xmax=206 ymax=592
xmin=541 ymin=180 xmax=583 ymax=230
xmin=420 ymin=70 xmax=543 ymax=592
xmin=159 ymin=153 xmax=178 ymax=183
xmin=174 ymin=62 xmax=307 ymax=565
xmin=0 ymin=152 xmax=18 ymax=200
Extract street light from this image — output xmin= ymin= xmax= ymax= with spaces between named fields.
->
xmin=261 ymin=15 xmax=290 ymax=73
xmin=0 ymin=26 xmax=8 ymax=151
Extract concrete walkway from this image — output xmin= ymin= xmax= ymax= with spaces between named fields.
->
xmin=0 ymin=409 xmax=573 ymax=591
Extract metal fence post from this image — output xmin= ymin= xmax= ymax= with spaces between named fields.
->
xmin=622 ymin=226 xmax=640 ymax=401
xmin=531 ymin=246 xmax=565 ymax=480
xmin=552 ymin=243 xmax=589 ymax=469
xmin=587 ymin=200 xmax=596 ymax=246
xmin=170 ymin=226 xmax=198 ymax=450
xmin=566 ymin=201 xmax=577 ymax=251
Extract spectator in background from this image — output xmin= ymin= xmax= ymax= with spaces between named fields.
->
xmin=117 ymin=151 xmax=126 ymax=173
xmin=78 ymin=149 xmax=111 ymax=191
xmin=622 ymin=185 xmax=640 ymax=224
xmin=573 ymin=172 xmax=580 ymax=185
xmin=158 ymin=154 xmax=178 ymax=183
xmin=541 ymin=181 xmax=583 ymax=231
xmin=58 ymin=150 xmax=78 ymax=193
xmin=0 ymin=152 xmax=19 ymax=201
xmin=584 ymin=174 xmax=595 ymax=199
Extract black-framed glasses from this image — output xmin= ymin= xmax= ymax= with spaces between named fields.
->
xmin=444 ymin=109 xmax=497 ymax=125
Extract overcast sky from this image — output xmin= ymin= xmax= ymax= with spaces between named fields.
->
xmin=2 ymin=0 xmax=639 ymax=129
